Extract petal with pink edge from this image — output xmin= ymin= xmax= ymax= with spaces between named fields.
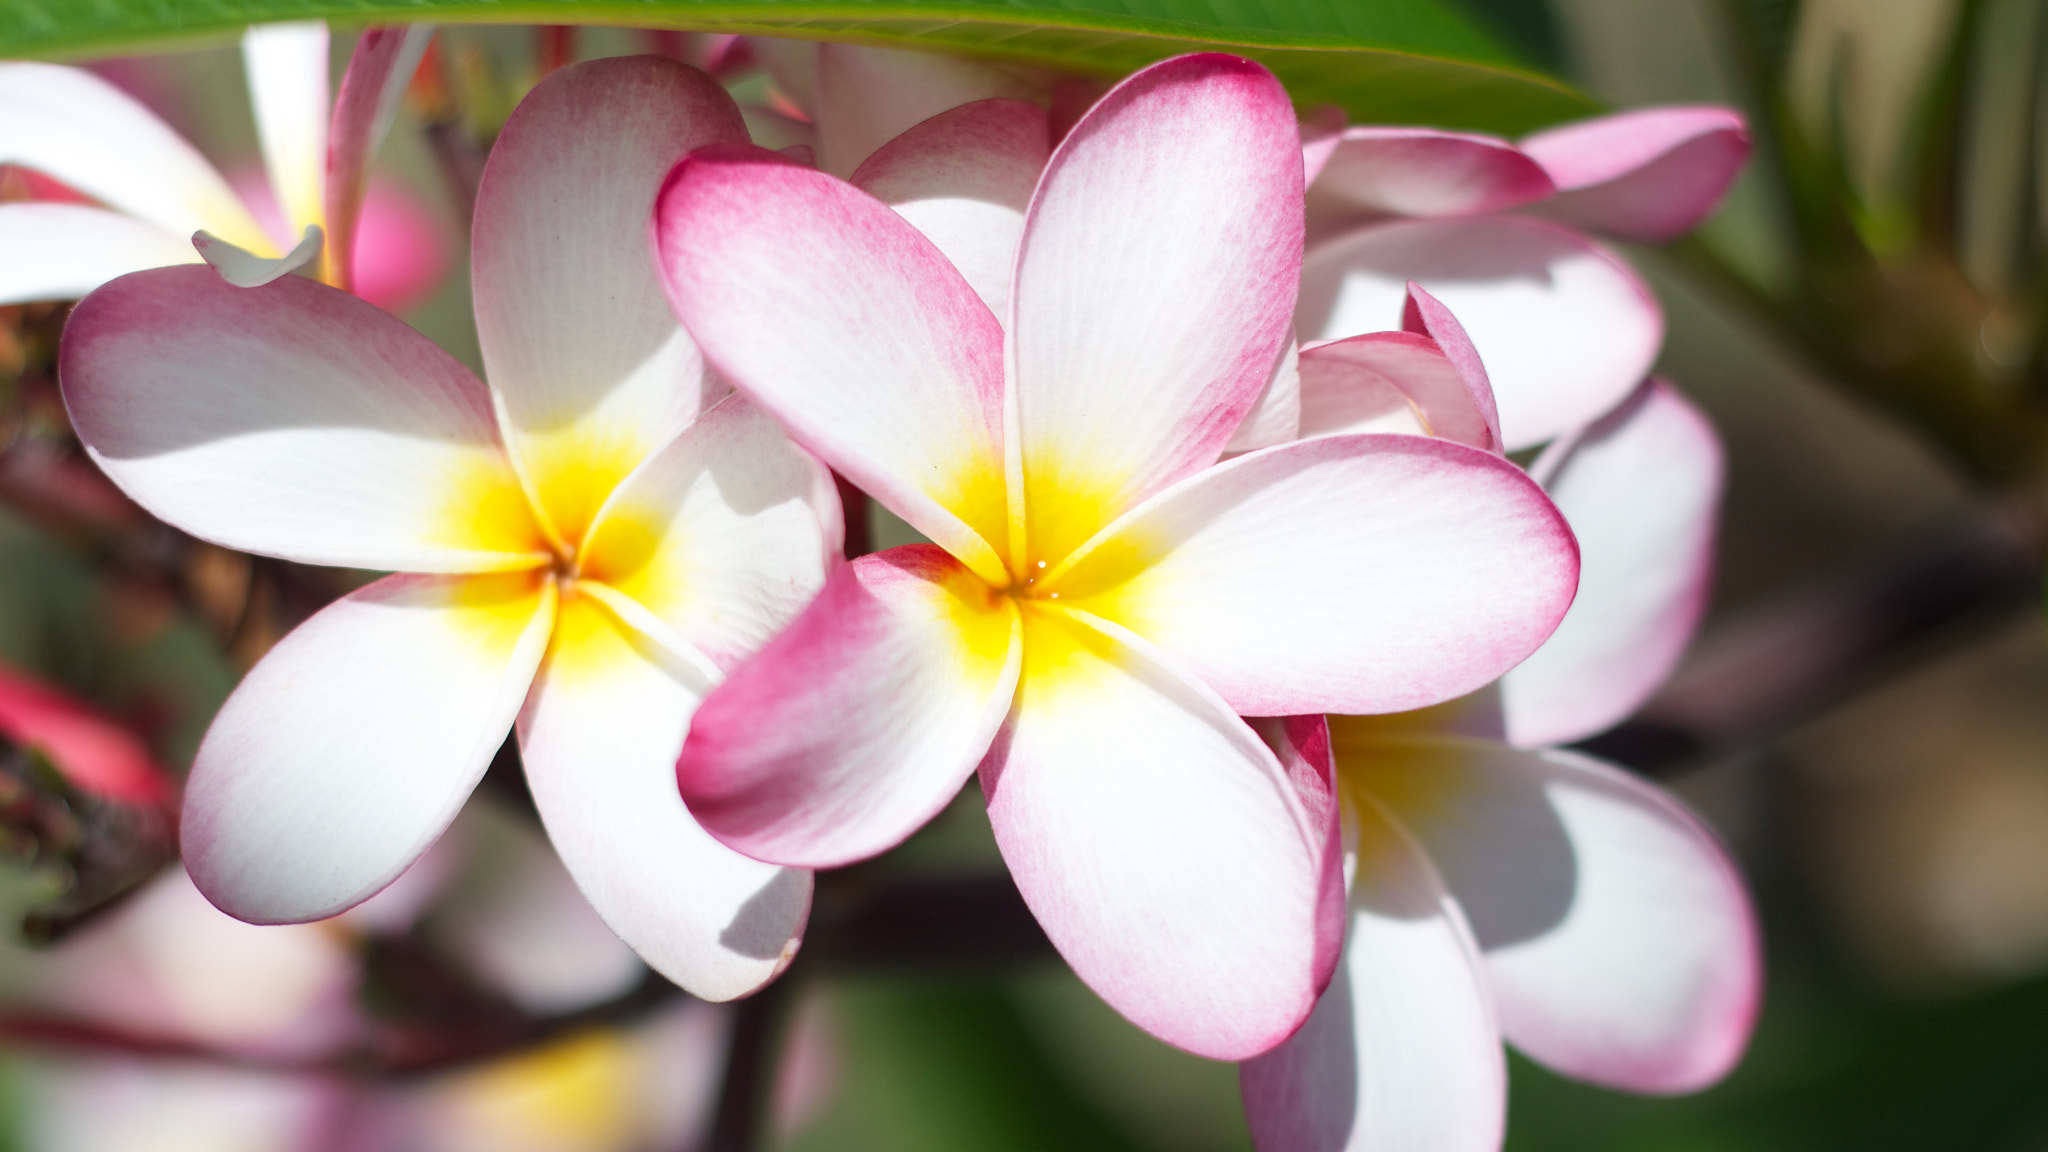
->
xmin=0 ymin=62 xmax=268 ymax=250
xmin=1053 ymin=434 xmax=1579 ymax=716
xmin=1224 ymin=336 xmax=1303 ymax=453
xmin=984 ymin=607 xmax=1327 ymax=1059
xmin=656 ymin=146 xmax=1011 ymax=581
xmin=1299 ymin=105 xmax=1347 ymax=187
xmin=851 ymin=98 xmax=1049 ymax=318
xmin=1299 ymin=216 xmax=1662 ymax=449
xmin=1010 ymin=54 xmax=1304 ymax=564
xmin=1504 ymin=382 xmax=1722 ymax=747
xmin=1241 ymin=796 xmax=1504 ymax=1152
xmin=1307 ymin=126 xmax=1553 ymax=226
xmin=520 ymin=592 xmax=811 ymax=1001
xmin=60 ymin=267 xmax=544 ymax=573
xmin=1297 ymin=301 xmax=1498 ymax=450
xmin=677 ymin=545 xmax=1021 ymax=868
xmin=184 ymin=572 xmax=556 ymax=924
xmin=324 ymin=24 xmax=435 ymax=292
xmin=1360 ymin=738 xmax=1761 ymax=1094
xmin=474 ymin=56 xmax=747 ymax=546
xmin=0 ymin=203 xmax=196 ymax=305
xmin=1521 ymin=106 xmax=1751 ymax=244
xmin=813 ymin=41 xmax=1035 ymax=176
xmin=0 ymin=663 xmax=168 ymax=805
xmin=1401 ymin=282 xmax=1502 ymax=452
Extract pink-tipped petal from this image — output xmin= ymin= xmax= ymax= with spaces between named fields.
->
xmin=1010 ymin=54 xmax=1303 ymax=562
xmin=60 ymin=266 xmax=542 ymax=573
xmin=1504 ymin=382 xmax=1722 ymax=747
xmin=1296 ymin=333 xmax=1491 ymax=447
xmin=0 ymin=203 xmax=197 ymax=304
xmin=1225 ymin=336 xmax=1303 ymax=453
xmin=1521 ymin=106 xmax=1751 ymax=244
xmin=851 ymin=98 xmax=1049 ymax=317
xmin=1299 ymin=216 xmax=1663 ymax=449
xmin=983 ymin=607 xmax=1326 ymax=1060
xmin=1307 ymin=126 xmax=1554 ymax=224
xmin=183 ymin=572 xmax=556 ymax=924
xmin=520 ymin=597 xmax=811 ymax=1002
xmin=1054 ymin=434 xmax=1579 ymax=717
xmin=1367 ymin=739 xmax=1761 ymax=1094
xmin=474 ymin=56 xmax=748 ymax=543
xmin=678 ymin=545 xmax=1021 ymax=868
xmin=1254 ymin=713 xmax=1348 ymax=996
xmin=813 ymin=42 xmax=1033 ymax=176
xmin=1299 ymin=105 xmax=1347 ymax=187
xmin=1402 ymin=282 xmax=1502 ymax=452
xmin=324 ymin=24 xmax=434 ymax=292
xmin=1241 ymin=796 xmax=1505 ymax=1152
xmin=655 ymin=145 xmax=1011 ymax=581
xmin=0 ymin=663 xmax=168 ymax=805
xmin=0 ymin=62 xmax=269 ymax=250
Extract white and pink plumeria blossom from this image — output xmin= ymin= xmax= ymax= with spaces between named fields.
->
xmin=1242 ymin=380 xmax=1760 ymax=1152
xmin=653 ymin=52 xmax=1581 ymax=1060
xmin=0 ymin=21 xmax=434 ymax=306
xmin=1297 ymin=105 xmax=1749 ymax=449
xmin=56 ymin=56 xmax=841 ymax=1001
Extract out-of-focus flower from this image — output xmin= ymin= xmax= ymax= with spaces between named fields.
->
xmin=0 ymin=22 xmax=440 ymax=308
xmin=1299 ymin=107 xmax=1749 ymax=447
xmin=57 ymin=56 xmax=839 ymax=1002
xmin=0 ymin=660 xmax=167 ymax=806
xmin=655 ymin=52 xmax=1579 ymax=1060
xmin=1240 ymin=378 xmax=1759 ymax=1151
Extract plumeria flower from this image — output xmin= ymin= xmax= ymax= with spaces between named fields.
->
xmin=1298 ymin=106 xmax=1750 ymax=448
xmin=653 ymin=53 xmax=1580 ymax=1059
xmin=0 ymin=21 xmax=438 ymax=306
xmin=1241 ymin=373 xmax=1759 ymax=1150
xmin=57 ymin=56 xmax=838 ymax=1001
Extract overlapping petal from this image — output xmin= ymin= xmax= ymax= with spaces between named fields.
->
xmin=850 ymin=98 xmax=1049 ymax=317
xmin=655 ymin=145 xmax=1011 ymax=581
xmin=677 ymin=545 xmax=1022 ymax=868
xmin=1359 ymin=737 xmax=1760 ymax=1094
xmin=1309 ymin=127 xmax=1553 ymax=222
xmin=1298 ymin=216 xmax=1662 ymax=449
xmin=61 ymin=267 xmax=545 ymax=573
xmin=1009 ymin=54 xmax=1304 ymax=564
xmin=981 ymin=608 xmax=1329 ymax=1060
xmin=1521 ymin=107 xmax=1751 ymax=244
xmin=1503 ymin=382 xmax=1722 ymax=748
xmin=474 ymin=56 xmax=747 ymax=546
xmin=1224 ymin=336 xmax=1304 ymax=452
xmin=325 ymin=24 xmax=435 ymax=292
xmin=183 ymin=572 xmax=556 ymax=923
xmin=813 ymin=41 xmax=1032 ymax=176
xmin=520 ymin=594 xmax=810 ymax=1001
xmin=1053 ymin=434 xmax=1578 ymax=716
xmin=1241 ymin=797 xmax=1504 ymax=1152
xmin=0 ymin=203 xmax=197 ymax=304
xmin=243 ymin=21 xmax=331 ymax=245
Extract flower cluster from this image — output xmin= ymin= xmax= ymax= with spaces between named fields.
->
xmin=18 ymin=28 xmax=1763 ymax=1151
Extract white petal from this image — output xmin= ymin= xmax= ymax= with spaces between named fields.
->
xmin=192 ymin=222 xmax=322 ymax=287
xmin=0 ymin=203 xmax=197 ymax=304
xmin=243 ymin=21 xmax=332 ymax=240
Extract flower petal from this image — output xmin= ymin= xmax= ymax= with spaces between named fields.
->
xmin=1299 ymin=104 xmax=1347 ymax=186
xmin=1356 ymin=737 xmax=1761 ymax=1094
xmin=655 ymin=145 xmax=1011 ymax=582
xmin=1504 ymin=382 xmax=1722 ymax=747
xmin=192 ymin=222 xmax=322 ymax=287
xmin=60 ymin=266 xmax=544 ymax=572
xmin=183 ymin=572 xmax=556 ymax=924
xmin=1240 ymin=796 xmax=1505 ymax=1152
xmin=0 ymin=203 xmax=197 ymax=305
xmin=677 ymin=545 xmax=1021 ymax=868
xmin=1520 ymin=107 xmax=1751 ymax=244
xmin=813 ymin=41 xmax=1034 ymax=176
xmin=1010 ymin=53 xmax=1304 ymax=564
xmin=474 ymin=56 xmax=748 ymax=547
xmin=520 ymin=592 xmax=811 ymax=1001
xmin=1307 ymin=126 xmax=1553 ymax=225
xmin=1297 ymin=284 xmax=1500 ymax=452
xmin=1052 ymin=434 xmax=1579 ymax=716
xmin=1401 ymin=282 xmax=1502 ymax=452
xmin=0 ymin=662 xmax=168 ymax=805
xmin=850 ymin=98 xmax=1049 ymax=318
xmin=243 ymin=22 xmax=331 ymax=241
xmin=0 ymin=62 xmax=268 ymax=249
xmin=582 ymin=393 xmax=840 ymax=671
xmin=1299 ymin=216 xmax=1662 ymax=449
xmin=1224 ymin=335 xmax=1303 ymax=453
xmin=325 ymin=24 xmax=435 ymax=291
xmin=982 ymin=606 xmax=1326 ymax=1059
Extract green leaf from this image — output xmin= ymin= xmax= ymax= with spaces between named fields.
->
xmin=0 ymin=0 xmax=1598 ymax=133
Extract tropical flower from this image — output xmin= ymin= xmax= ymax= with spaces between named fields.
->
xmin=56 ymin=56 xmax=838 ymax=1001
xmin=1241 ymin=375 xmax=1759 ymax=1150
xmin=0 ymin=21 xmax=439 ymax=307
xmin=1299 ymin=106 xmax=1750 ymax=447
xmin=653 ymin=53 xmax=1580 ymax=1059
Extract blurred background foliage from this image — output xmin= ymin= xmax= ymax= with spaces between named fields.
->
xmin=5 ymin=0 xmax=2048 ymax=1149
